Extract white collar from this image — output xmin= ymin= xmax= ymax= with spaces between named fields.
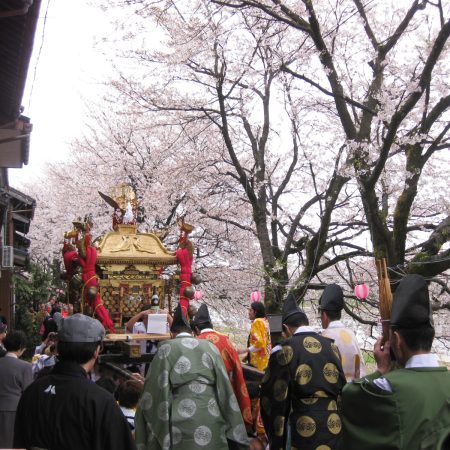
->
xmin=405 ymin=353 xmax=440 ymax=368
xmin=176 ymin=332 xmax=192 ymax=337
xmin=327 ymin=320 xmax=345 ymax=329
xmin=200 ymin=328 xmax=214 ymax=334
xmin=5 ymin=352 xmax=18 ymax=358
xmin=120 ymin=406 xmax=136 ymax=416
xmin=294 ymin=325 xmax=316 ymax=334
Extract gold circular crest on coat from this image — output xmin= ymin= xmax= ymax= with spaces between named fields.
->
xmin=273 ymin=379 xmax=288 ymax=401
xmin=300 ymin=397 xmax=318 ymax=405
xmin=327 ymin=413 xmax=342 ymax=435
xmin=323 ymin=363 xmax=339 ymax=383
xmin=274 ymin=415 xmax=285 ymax=437
xmin=276 ymin=345 xmax=294 ymax=366
xmin=296 ymin=415 xmax=316 ymax=438
xmin=331 ymin=343 xmax=340 ymax=359
xmin=295 ymin=364 xmax=312 ymax=385
xmin=315 ymin=446 xmax=331 ymax=450
xmin=314 ymin=390 xmax=328 ymax=398
xmin=327 ymin=400 xmax=337 ymax=410
xmin=303 ymin=336 xmax=322 ymax=353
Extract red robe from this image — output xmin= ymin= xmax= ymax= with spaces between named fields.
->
xmin=198 ymin=329 xmax=253 ymax=428
xmin=78 ymin=246 xmax=114 ymax=332
xmin=176 ymin=246 xmax=193 ymax=315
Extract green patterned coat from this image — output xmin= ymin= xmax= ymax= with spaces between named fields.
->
xmin=135 ymin=334 xmax=249 ymax=450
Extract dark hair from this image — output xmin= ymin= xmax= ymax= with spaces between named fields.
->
xmin=50 ymin=306 xmax=61 ymax=317
xmin=57 ymin=341 xmax=101 ymax=364
xmin=323 ymin=309 xmax=341 ymax=321
xmin=393 ymin=326 xmax=435 ymax=352
xmin=0 ymin=315 xmax=7 ymax=325
xmin=4 ymin=330 xmax=27 ymax=352
xmin=283 ymin=313 xmax=309 ymax=328
xmin=170 ymin=324 xmax=192 ymax=334
xmin=96 ymin=376 xmax=117 ymax=395
xmin=141 ymin=304 xmax=152 ymax=312
xmin=117 ymin=380 xmax=143 ymax=408
xmin=251 ymin=302 xmax=266 ymax=318
xmin=196 ymin=321 xmax=213 ymax=331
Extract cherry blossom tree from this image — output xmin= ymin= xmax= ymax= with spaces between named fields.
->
xmin=207 ymin=0 xmax=450 ymax=286
xmin=24 ymin=0 xmax=450 ymax=322
xmin=93 ymin=0 xmax=379 ymax=311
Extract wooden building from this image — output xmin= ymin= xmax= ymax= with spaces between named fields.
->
xmin=0 ymin=0 xmax=42 ymax=325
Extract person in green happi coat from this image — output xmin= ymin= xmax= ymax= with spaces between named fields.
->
xmin=341 ymin=274 xmax=450 ymax=450
xmin=134 ymin=304 xmax=249 ymax=450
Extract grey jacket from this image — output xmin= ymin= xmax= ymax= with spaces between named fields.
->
xmin=0 ymin=354 xmax=32 ymax=411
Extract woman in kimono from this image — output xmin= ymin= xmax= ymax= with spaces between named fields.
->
xmin=239 ymin=302 xmax=271 ymax=371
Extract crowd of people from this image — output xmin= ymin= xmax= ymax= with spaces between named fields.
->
xmin=0 ymin=273 xmax=449 ymax=449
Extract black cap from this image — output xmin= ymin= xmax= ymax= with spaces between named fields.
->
xmin=390 ymin=274 xmax=433 ymax=329
xmin=319 ymin=284 xmax=344 ymax=311
xmin=170 ymin=304 xmax=191 ymax=332
xmin=282 ymin=293 xmax=308 ymax=324
xmin=193 ymin=304 xmax=212 ymax=327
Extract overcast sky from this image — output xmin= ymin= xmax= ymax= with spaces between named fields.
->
xmin=9 ymin=0 xmax=115 ymax=187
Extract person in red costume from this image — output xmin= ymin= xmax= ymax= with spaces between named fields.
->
xmin=192 ymin=304 xmax=253 ymax=433
xmin=77 ymin=240 xmax=114 ymax=332
xmin=176 ymin=230 xmax=194 ymax=316
xmin=62 ymin=221 xmax=114 ymax=332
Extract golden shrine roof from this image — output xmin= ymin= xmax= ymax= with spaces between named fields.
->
xmin=95 ymin=224 xmax=177 ymax=266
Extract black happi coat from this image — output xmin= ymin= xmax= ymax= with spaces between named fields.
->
xmin=14 ymin=361 xmax=136 ymax=450
xmin=260 ymin=331 xmax=346 ymax=450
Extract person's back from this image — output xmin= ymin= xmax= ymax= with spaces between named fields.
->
xmin=319 ymin=284 xmax=366 ymax=381
xmin=135 ymin=304 xmax=249 ymax=450
xmin=15 ymin=363 xmax=133 ymax=449
xmin=118 ymin=379 xmax=143 ymax=432
xmin=193 ymin=304 xmax=253 ymax=431
xmin=343 ymin=366 xmax=450 ymax=450
xmin=14 ymin=313 xmax=136 ymax=450
xmin=0 ymin=330 xmax=32 ymax=449
xmin=260 ymin=294 xmax=346 ymax=450
xmin=341 ymin=274 xmax=450 ymax=450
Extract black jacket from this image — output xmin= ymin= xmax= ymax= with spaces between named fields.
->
xmin=14 ymin=361 xmax=136 ymax=450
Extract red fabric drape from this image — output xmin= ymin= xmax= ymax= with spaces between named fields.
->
xmin=176 ymin=247 xmax=193 ymax=315
xmin=63 ymin=250 xmax=78 ymax=279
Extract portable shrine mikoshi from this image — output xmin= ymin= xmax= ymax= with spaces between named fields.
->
xmin=94 ymin=223 xmax=177 ymax=328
